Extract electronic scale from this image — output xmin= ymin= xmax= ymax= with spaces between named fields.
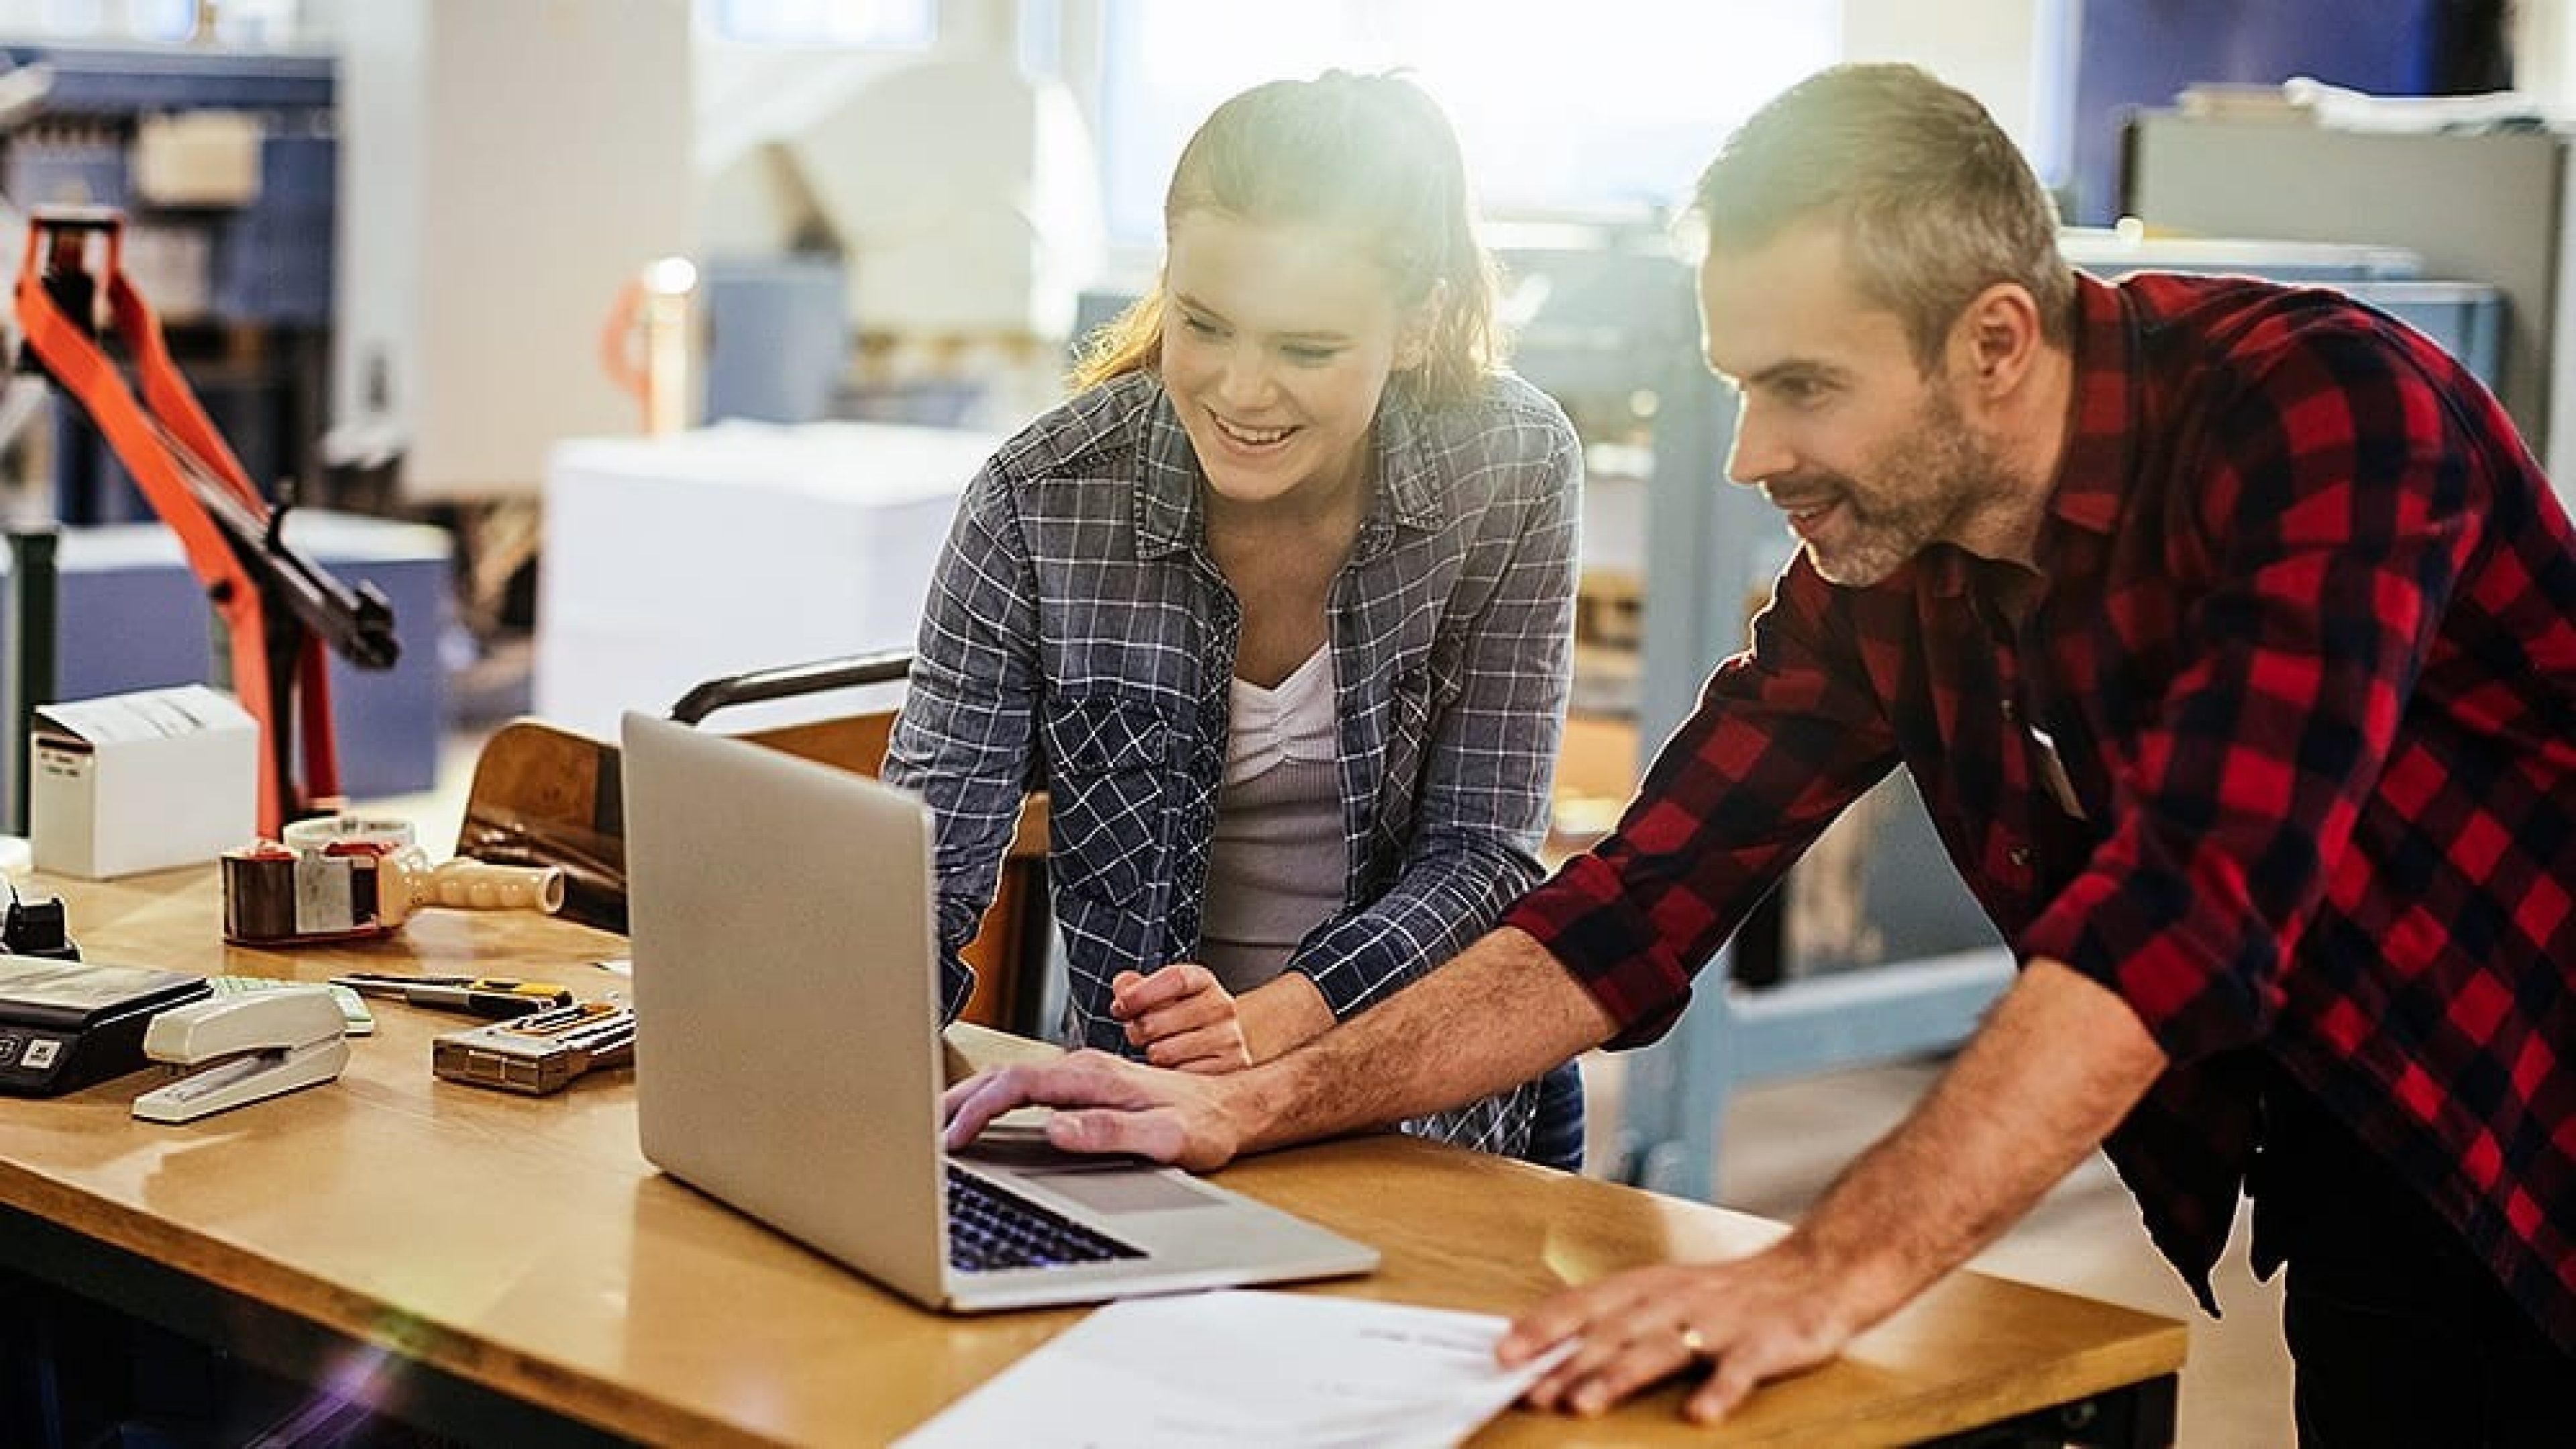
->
xmin=0 ymin=955 xmax=210 ymax=1096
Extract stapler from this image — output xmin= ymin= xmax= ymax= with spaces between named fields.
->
xmin=131 ymin=986 xmax=350 ymax=1124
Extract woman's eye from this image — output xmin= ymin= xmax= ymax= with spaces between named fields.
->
xmin=1282 ymin=345 xmax=1340 ymax=366
xmin=1181 ymin=315 xmax=1224 ymax=339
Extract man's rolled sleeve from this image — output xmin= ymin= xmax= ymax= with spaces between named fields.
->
xmin=1505 ymin=565 xmax=1898 ymax=1049
xmin=1504 ymin=853 xmax=1697 ymax=1047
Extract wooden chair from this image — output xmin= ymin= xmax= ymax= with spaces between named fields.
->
xmin=453 ymin=651 xmax=1051 ymax=1033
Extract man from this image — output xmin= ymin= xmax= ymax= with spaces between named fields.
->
xmin=947 ymin=63 xmax=2576 ymax=1442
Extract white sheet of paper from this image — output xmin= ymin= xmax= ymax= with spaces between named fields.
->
xmin=896 ymin=1289 xmax=1571 ymax=1449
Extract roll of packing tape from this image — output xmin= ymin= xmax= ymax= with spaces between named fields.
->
xmin=223 ymin=840 xmax=386 ymax=945
xmin=280 ymin=814 xmax=416 ymax=855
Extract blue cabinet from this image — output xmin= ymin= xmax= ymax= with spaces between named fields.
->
xmin=0 ymin=513 xmax=451 ymax=818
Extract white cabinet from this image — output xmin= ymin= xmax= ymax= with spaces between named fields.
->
xmin=335 ymin=0 xmax=696 ymax=500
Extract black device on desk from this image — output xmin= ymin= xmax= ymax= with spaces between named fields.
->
xmin=1 ymin=884 xmax=78 ymax=961
xmin=0 ymin=956 xmax=210 ymax=1095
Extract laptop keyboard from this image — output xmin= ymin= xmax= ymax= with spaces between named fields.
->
xmin=947 ymin=1165 xmax=1145 ymax=1273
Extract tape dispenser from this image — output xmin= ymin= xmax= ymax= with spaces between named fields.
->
xmin=221 ymin=814 xmax=567 ymax=947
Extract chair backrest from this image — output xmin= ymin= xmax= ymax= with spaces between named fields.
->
xmin=455 ymin=655 xmax=1050 ymax=1032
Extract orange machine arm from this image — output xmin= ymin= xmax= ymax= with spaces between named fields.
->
xmin=13 ymin=206 xmax=397 ymax=837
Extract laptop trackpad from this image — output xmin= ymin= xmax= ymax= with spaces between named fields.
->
xmin=1030 ymin=1169 xmax=1226 ymax=1216
xmin=959 ymin=1123 xmax=1226 ymax=1214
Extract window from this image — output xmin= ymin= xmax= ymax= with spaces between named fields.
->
xmin=30 ymin=0 xmax=295 ymax=42
xmin=700 ymin=0 xmax=934 ymax=47
xmin=1097 ymin=0 xmax=1839 ymax=245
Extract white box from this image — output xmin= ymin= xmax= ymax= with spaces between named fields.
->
xmin=133 ymin=111 xmax=264 ymax=208
xmin=30 ymin=686 xmax=258 ymax=880
xmin=535 ymin=420 xmax=998 ymax=738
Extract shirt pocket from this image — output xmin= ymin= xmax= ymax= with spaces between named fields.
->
xmin=1038 ymin=693 xmax=1176 ymax=909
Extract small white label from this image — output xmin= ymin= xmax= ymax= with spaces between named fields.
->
xmin=21 ymin=1038 xmax=61 ymax=1070
xmin=32 ymin=744 xmax=89 ymax=780
xmin=292 ymin=855 xmax=360 ymax=934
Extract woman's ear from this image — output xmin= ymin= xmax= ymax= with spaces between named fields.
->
xmin=1393 ymin=279 xmax=1447 ymax=373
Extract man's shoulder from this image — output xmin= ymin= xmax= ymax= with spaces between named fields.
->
xmin=2115 ymin=270 xmax=2438 ymax=376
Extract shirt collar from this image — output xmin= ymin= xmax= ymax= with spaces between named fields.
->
xmin=1131 ymin=382 xmax=1440 ymax=558
xmin=1925 ymin=270 xmax=2133 ymax=599
xmin=1134 ymin=388 xmax=1200 ymax=557
xmin=2047 ymin=271 xmax=2137 ymax=541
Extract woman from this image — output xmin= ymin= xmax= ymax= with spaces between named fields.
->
xmin=885 ymin=70 xmax=1585 ymax=1167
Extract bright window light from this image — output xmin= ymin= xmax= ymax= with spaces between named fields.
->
xmin=701 ymin=0 xmax=934 ymax=47
xmin=1099 ymin=0 xmax=1839 ymax=244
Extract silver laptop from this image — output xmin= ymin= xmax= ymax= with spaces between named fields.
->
xmin=621 ymin=712 xmax=1378 ymax=1312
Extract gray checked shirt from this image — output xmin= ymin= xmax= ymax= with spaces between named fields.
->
xmin=885 ymin=368 xmax=1583 ymax=1160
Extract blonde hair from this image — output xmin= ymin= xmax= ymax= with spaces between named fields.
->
xmin=1695 ymin=63 xmax=2074 ymax=371
xmin=1071 ymin=70 xmax=1504 ymax=407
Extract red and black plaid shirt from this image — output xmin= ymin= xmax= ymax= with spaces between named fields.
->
xmin=1507 ymin=270 xmax=2576 ymax=1350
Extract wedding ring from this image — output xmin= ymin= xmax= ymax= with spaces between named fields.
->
xmin=1678 ymin=1324 xmax=1709 ymax=1358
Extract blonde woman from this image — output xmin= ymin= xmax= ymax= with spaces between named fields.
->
xmin=885 ymin=72 xmax=1585 ymax=1165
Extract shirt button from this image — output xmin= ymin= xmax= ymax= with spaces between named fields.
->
xmin=2000 ymin=699 xmax=2018 ymax=722
xmin=2008 ymin=845 xmax=2033 ymax=868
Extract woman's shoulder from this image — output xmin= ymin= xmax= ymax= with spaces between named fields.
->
xmin=1391 ymin=372 xmax=1580 ymax=504
xmin=1476 ymin=369 xmax=1578 ymax=429
xmin=982 ymin=371 xmax=1165 ymax=488
xmin=1407 ymin=371 xmax=1578 ymax=455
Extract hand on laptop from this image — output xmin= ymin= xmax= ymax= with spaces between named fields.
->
xmin=943 ymin=1051 xmax=1250 ymax=1172
xmin=1110 ymin=964 xmax=1250 ymax=1073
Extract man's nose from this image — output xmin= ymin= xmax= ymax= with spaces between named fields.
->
xmin=1725 ymin=403 xmax=1788 ymax=488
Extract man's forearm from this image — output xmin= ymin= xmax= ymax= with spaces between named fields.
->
xmin=1784 ymin=959 xmax=2169 ymax=1331
xmin=1232 ymin=927 xmax=1617 ymax=1154
xmin=1238 ymin=973 xmax=1333 ymax=1062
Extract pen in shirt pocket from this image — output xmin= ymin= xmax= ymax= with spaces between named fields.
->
xmin=2027 ymin=724 xmax=2090 ymax=821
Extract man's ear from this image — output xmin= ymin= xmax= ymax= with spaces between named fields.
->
xmin=1953 ymin=281 xmax=2043 ymax=393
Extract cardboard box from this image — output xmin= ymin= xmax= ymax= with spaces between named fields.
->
xmin=133 ymin=110 xmax=264 ymax=208
xmin=30 ymin=686 xmax=257 ymax=879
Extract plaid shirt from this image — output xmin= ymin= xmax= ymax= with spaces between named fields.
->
xmin=887 ymin=368 xmax=1583 ymax=1159
xmin=1507 ymin=270 xmax=2576 ymax=1349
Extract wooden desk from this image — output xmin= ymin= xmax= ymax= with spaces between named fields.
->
xmin=0 ymin=867 xmax=2186 ymax=1447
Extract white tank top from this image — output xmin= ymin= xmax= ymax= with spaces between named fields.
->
xmin=1199 ymin=645 xmax=1343 ymax=994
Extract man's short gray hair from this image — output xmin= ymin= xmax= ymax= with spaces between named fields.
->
xmin=1694 ymin=63 xmax=2074 ymax=371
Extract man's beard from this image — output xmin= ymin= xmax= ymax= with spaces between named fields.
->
xmin=1801 ymin=388 xmax=1996 ymax=588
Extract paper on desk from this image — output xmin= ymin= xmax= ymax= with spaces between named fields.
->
xmin=896 ymin=1289 xmax=1568 ymax=1449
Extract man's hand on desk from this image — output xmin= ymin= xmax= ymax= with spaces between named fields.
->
xmin=943 ymin=1049 xmax=1257 ymax=1173
xmin=1498 ymin=1246 xmax=1859 ymax=1424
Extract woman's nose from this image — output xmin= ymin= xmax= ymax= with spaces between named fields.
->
xmin=1215 ymin=345 xmax=1275 ymax=409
